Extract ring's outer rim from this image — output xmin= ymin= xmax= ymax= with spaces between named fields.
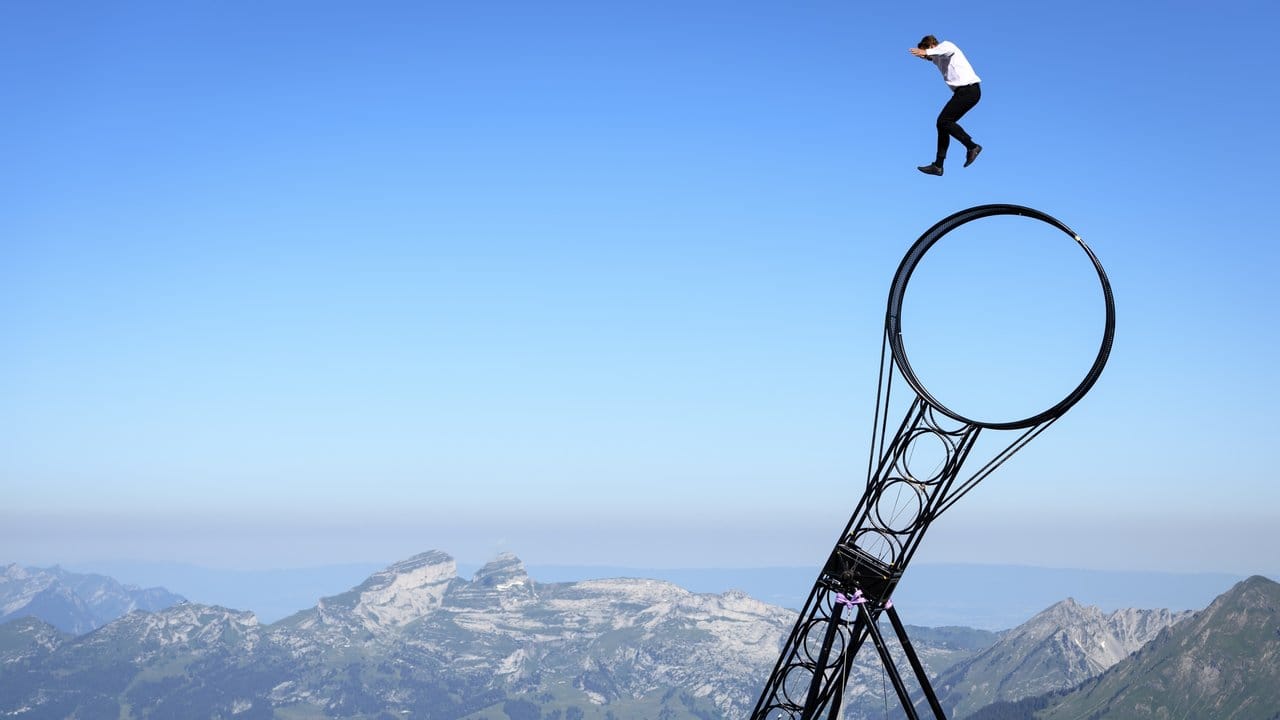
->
xmin=885 ymin=204 xmax=1116 ymax=430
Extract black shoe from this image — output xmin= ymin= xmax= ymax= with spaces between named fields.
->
xmin=917 ymin=164 xmax=943 ymax=176
xmin=964 ymin=144 xmax=982 ymax=167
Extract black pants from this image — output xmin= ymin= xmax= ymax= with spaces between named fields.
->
xmin=935 ymin=82 xmax=980 ymax=165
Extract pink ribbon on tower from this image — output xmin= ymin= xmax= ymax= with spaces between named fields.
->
xmin=834 ymin=589 xmax=866 ymax=608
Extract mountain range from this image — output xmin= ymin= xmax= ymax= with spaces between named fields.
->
xmin=2 ymin=551 xmax=798 ymax=718
xmin=70 ymin=559 xmax=1246 ymax=628
xmin=933 ymin=598 xmax=1193 ymax=717
xmin=1030 ymin=574 xmax=1280 ymax=720
xmin=0 ymin=551 xmax=1271 ymax=719
xmin=0 ymin=563 xmax=184 ymax=635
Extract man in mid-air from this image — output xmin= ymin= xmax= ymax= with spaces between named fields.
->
xmin=909 ymin=35 xmax=982 ymax=176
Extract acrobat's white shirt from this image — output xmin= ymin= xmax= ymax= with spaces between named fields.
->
xmin=925 ymin=41 xmax=981 ymax=87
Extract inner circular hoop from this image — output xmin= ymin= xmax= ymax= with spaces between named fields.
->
xmin=885 ymin=204 xmax=1116 ymax=430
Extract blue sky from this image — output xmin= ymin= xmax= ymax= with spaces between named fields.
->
xmin=3 ymin=0 xmax=1278 ymax=575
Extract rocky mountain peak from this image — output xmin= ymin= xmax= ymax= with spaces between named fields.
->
xmin=1242 ymin=574 xmax=1278 ymax=588
xmin=81 ymin=602 xmax=261 ymax=659
xmin=447 ymin=553 xmax=536 ymax=608
xmin=1 ymin=564 xmax=184 ymax=635
xmin=0 ymin=616 xmax=69 ymax=664
xmin=935 ymin=596 xmax=1191 ymax=717
xmin=1034 ymin=575 xmax=1280 ymax=719
xmin=309 ymin=551 xmax=458 ymax=632
xmin=380 ymin=550 xmax=456 ymax=578
xmin=471 ymin=553 xmax=528 ymax=586
xmin=355 ymin=551 xmax=457 ymax=597
xmin=1007 ymin=595 xmax=1189 ymax=659
xmin=1030 ymin=597 xmax=1099 ymax=626
xmin=1209 ymin=574 xmax=1279 ymax=614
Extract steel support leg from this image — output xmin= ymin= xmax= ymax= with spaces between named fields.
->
xmin=860 ymin=603 xmax=921 ymax=720
xmin=799 ymin=601 xmax=845 ymax=720
xmin=885 ymin=605 xmax=948 ymax=719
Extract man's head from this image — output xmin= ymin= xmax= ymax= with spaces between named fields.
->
xmin=917 ymin=35 xmax=939 ymax=50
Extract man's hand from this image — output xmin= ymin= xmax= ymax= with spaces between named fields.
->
xmin=909 ymin=47 xmax=928 ymax=58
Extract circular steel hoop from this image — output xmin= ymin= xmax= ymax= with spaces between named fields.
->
xmin=885 ymin=204 xmax=1116 ymax=430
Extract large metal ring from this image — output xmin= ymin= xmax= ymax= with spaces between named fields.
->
xmin=885 ymin=204 xmax=1116 ymax=430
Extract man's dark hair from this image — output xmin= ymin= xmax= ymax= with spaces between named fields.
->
xmin=917 ymin=35 xmax=939 ymax=50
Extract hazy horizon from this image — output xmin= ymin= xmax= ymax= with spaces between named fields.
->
xmin=14 ymin=553 xmax=1262 ymax=630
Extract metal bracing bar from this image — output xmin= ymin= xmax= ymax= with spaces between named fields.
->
xmin=867 ymin=333 xmax=891 ymax=486
xmin=934 ymin=419 xmax=1055 ymax=518
xmin=752 ymin=578 xmax=829 ymax=716
xmin=799 ymin=601 xmax=846 ymax=720
xmin=858 ymin=603 xmax=921 ymax=720
xmin=885 ymin=605 xmax=948 ymax=719
xmin=824 ymin=636 xmax=858 ymax=720
xmin=815 ymin=609 xmax=872 ymax=720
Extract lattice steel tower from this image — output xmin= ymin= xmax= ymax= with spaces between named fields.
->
xmin=750 ymin=204 xmax=1116 ymax=720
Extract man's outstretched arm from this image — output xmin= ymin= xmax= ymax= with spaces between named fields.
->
xmin=921 ymin=41 xmax=956 ymax=57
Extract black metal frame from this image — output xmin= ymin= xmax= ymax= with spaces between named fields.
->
xmin=887 ymin=204 xmax=1116 ymax=431
xmin=749 ymin=205 xmax=1115 ymax=720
